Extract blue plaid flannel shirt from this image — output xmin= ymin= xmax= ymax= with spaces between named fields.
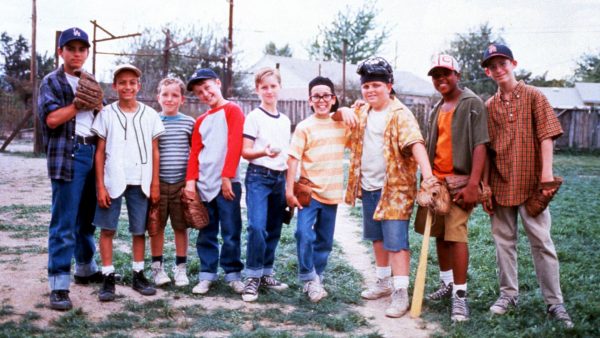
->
xmin=38 ymin=65 xmax=78 ymax=181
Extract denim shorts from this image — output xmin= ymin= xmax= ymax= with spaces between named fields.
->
xmin=361 ymin=188 xmax=410 ymax=251
xmin=93 ymin=185 xmax=148 ymax=236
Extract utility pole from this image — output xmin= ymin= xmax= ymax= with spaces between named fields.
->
xmin=162 ymin=29 xmax=192 ymax=77
xmin=225 ymin=0 xmax=234 ymax=98
xmin=31 ymin=0 xmax=43 ymax=154
xmin=90 ymin=20 xmax=140 ymax=75
xmin=342 ymin=40 xmax=347 ymax=106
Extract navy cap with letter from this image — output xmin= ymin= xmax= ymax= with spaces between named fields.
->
xmin=481 ymin=43 xmax=514 ymax=67
xmin=186 ymin=68 xmax=219 ymax=91
xmin=59 ymin=27 xmax=90 ymax=48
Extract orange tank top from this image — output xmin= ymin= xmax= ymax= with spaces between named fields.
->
xmin=433 ymin=109 xmax=454 ymax=179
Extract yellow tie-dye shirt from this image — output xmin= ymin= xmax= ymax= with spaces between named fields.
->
xmin=345 ymin=98 xmax=424 ymax=220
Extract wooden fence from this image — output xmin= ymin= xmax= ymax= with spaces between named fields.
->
xmin=555 ymin=108 xmax=600 ymax=150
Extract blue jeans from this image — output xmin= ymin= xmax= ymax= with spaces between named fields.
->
xmin=48 ymin=143 xmax=98 ymax=291
xmin=295 ymin=198 xmax=338 ymax=282
xmin=196 ymin=182 xmax=244 ymax=282
xmin=244 ymin=164 xmax=286 ymax=278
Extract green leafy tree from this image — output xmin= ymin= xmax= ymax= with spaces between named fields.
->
xmin=443 ymin=23 xmax=505 ymax=98
xmin=264 ymin=42 xmax=292 ymax=57
xmin=574 ymin=52 xmax=600 ymax=82
xmin=307 ymin=1 xmax=388 ymax=64
xmin=517 ymin=70 xmax=573 ymax=87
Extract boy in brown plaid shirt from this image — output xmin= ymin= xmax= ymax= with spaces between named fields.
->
xmin=481 ymin=43 xmax=573 ymax=328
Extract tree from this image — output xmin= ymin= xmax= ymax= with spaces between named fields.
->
xmin=443 ymin=23 xmax=505 ymax=98
xmin=574 ymin=52 xmax=600 ymax=82
xmin=307 ymin=1 xmax=388 ymax=64
xmin=264 ymin=42 xmax=292 ymax=57
xmin=516 ymin=70 xmax=573 ymax=87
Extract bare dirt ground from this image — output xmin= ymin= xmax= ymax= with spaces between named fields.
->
xmin=0 ymin=140 xmax=436 ymax=337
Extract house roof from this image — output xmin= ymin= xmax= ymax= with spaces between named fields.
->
xmin=574 ymin=82 xmax=600 ymax=104
xmin=537 ymin=82 xmax=600 ymax=109
xmin=246 ymin=55 xmax=435 ymax=100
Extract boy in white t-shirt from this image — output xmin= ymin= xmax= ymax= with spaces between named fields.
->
xmin=91 ymin=64 xmax=165 ymax=302
xmin=240 ymin=68 xmax=291 ymax=302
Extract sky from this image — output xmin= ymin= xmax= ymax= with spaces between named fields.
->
xmin=2 ymin=0 xmax=600 ymax=83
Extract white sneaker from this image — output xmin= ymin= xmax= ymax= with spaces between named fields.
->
xmin=192 ymin=280 xmax=212 ymax=294
xmin=151 ymin=261 xmax=171 ymax=286
xmin=229 ymin=280 xmax=245 ymax=294
xmin=172 ymin=264 xmax=189 ymax=287
xmin=385 ymin=288 xmax=409 ymax=318
xmin=303 ymin=278 xmax=328 ymax=303
xmin=361 ymin=277 xmax=393 ymax=300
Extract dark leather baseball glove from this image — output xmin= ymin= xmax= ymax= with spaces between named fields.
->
xmin=416 ymin=176 xmax=450 ymax=215
xmin=525 ymin=176 xmax=563 ymax=217
xmin=73 ymin=69 xmax=103 ymax=111
xmin=180 ymin=188 xmax=210 ymax=230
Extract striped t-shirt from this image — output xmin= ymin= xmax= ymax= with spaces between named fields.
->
xmin=159 ymin=112 xmax=195 ymax=184
xmin=288 ymin=114 xmax=348 ymax=204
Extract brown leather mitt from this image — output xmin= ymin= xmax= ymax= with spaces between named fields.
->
xmin=180 ymin=188 xmax=210 ymax=230
xmin=73 ymin=69 xmax=103 ymax=111
xmin=444 ymin=174 xmax=493 ymax=204
xmin=293 ymin=177 xmax=313 ymax=207
xmin=146 ymin=202 xmax=161 ymax=237
xmin=416 ymin=176 xmax=451 ymax=215
xmin=525 ymin=176 xmax=563 ymax=217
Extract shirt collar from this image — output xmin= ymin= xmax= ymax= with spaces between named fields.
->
xmin=497 ymin=80 xmax=525 ymax=102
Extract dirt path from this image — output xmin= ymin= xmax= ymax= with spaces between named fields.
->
xmin=334 ymin=203 xmax=436 ymax=338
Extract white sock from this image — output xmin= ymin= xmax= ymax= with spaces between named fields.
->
xmin=392 ymin=275 xmax=409 ymax=290
xmin=453 ymin=283 xmax=467 ymax=297
xmin=375 ymin=266 xmax=392 ymax=280
xmin=440 ymin=269 xmax=454 ymax=286
xmin=132 ymin=261 xmax=145 ymax=272
xmin=102 ymin=265 xmax=115 ymax=275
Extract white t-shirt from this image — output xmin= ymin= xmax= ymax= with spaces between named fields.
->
xmin=91 ymin=102 xmax=165 ymax=198
xmin=65 ymin=72 xmax=94 ymax=137
xmin=243 ymin=107 xmax=291 ymax=171
xmin=360 ymin=108 xmax=388 ymax=191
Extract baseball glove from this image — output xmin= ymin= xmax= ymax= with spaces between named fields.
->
xmin=444 ymin=175 xmax=493 ymax=204
xmin=293 ymin=177 xmax=313 ymax=207
xmin=524 ymin=176 xmax=563 ymax=217
xmin=416 ymin=176 xmax=450 ymax=215
xmin=146 ymin=202 xmax=161 ymax=237
xmin=73 ymin=69 xmax=103 ymax=111
xmin=180 ymin=188 xmax=210 ymax=230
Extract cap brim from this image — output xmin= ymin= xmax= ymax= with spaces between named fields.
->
xmin=61 ymin=38 xmax=91 ymax=48
xmin=186 ymin=76 xmax=216 ymax=91
xmin=481 ymin=53 xmax=512 ymax=67
xmin=427 ymin=66 xmax=458 ymax=76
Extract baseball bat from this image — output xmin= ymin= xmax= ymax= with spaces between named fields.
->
xmin=410 ymin=210 xmax=433 ymax=318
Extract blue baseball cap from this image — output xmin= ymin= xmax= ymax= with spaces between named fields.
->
xmin=481 ymin=43 xmax=514 ymax=67
xmin=186 ymin=68 xmax=218 ymax=91
xmin=59 ymin=27 xmax=90 ymax=48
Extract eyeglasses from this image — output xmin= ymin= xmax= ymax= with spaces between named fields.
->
xmin=309 ymin=94 xmax=334 ymax=102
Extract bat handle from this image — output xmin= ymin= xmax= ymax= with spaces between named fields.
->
xmin=410 ymin=210 xmax=433 ymax=318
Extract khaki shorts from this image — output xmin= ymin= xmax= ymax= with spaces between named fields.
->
xmin=414 ymin=203 xmax=471 ymax=243
xmin=159 ymin=180 xmax=188 ymax=230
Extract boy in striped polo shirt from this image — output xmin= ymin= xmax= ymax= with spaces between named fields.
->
xmin=286 ymin=76 xmax=349 ymax=303
xmin=149 ymin=77 xmax=195 ymax=287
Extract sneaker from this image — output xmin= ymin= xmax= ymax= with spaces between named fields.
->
xmin=74 ymin=271 xmax=104 ymax=285
xmin=385 ymin=288 xmax=409 ymax=318
xmin=229 ymin=280 xmax=245 ymax=294
xmin=303 ymin=278 xmax=328 ymax=303
xmin=49 ymin=290 xmax=72 ymax=311
xmin=172 ymin=264 xmax=189 ymax=287
xmin=151 ymin=261 xmax=171 ymax=286
xmin=260 ymin=275 xmax=289 ymax=291
xmin=192 ymin=280 xmax=212 ymax=295
xmin=451 ymin=290 xmax=470 ymax=322
xmin=490 ymin=295 xmax=518 ymax=315
xmin=132 ymin=270 xmax=157 ymax=296
xmin=427 ymin=281 xmax=453 ymax=301
xmin=98 ymin=273 xmax=116 ymax=302
xmin=547 ymin=304 xmax=574 ymax=329
xmin=361 ymin=277 xmax=392 ymax=300
xmin=242 ymin=277 xmax=261 ymax=302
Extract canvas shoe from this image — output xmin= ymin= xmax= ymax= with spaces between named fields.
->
xmin=151 ymin=261 xmax=171 ymax=286
xmin=172 ymin=264 xmax=190 ymax=287
xmin=547 ymin=304 xmax=574 ymax=328
xmin=385 ymin=288 xmax=409 ymax=318
xmin=490 ymin=295 xmax=518 ymax=315
xmin=98 ymin=273 xmax=116 ymax=302
xmin=303 ymin=278 xmax=328 ymax=303
xmin=229 ymin=280 xmax=245 ymax=294
xmin=361 ymin=277 xmax=392 ymax=300
xmin=242 ymin=277 xmax=261 ymax=302
xmin=74 ymin=271 xmax=104 ymax=285
xmin=260 ymin=275 xmax=289 ymax=291
xmin=132 ymin=270 xmax=157 ymax=296
xmin=49 ymin=290 xmax=72 ymax=311
xmin=451 ymin=290 xmax=470 ymax=322
xmin=427 ymin=281 xmax=453 ymax=301
xmin=192 ymin=280 xmax=212 ymax=294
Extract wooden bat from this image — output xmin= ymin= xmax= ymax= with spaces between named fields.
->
xmin=410 ymin=210 xmax=433 ymax=318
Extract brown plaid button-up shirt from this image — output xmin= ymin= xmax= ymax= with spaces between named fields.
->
xmin=485 ymin=81 xmax=563 ymax=206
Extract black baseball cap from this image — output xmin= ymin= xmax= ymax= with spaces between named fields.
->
xmin=481 ymin=43 xmax=514 ymax=67
xmin=59 ymin=27 xmax=90 ymax=48
xmin=186 ymin=68 xmax=218 ymax=91
xmin=356 ymin=56 xmax=394 ymax=85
